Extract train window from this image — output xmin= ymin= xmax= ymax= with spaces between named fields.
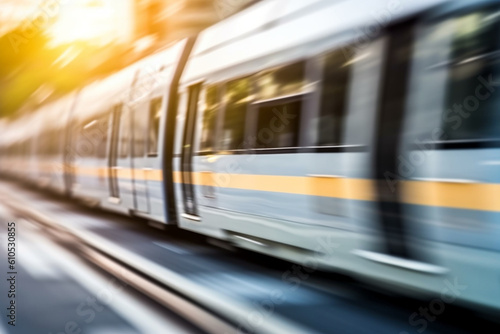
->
xmin=255 ymin=61 xmax=307 ymax=100
xmin=52 ymin=132 xmax=60 ymax=156
xmin=44 ymin=132 xmax=49 ymax=156
xmin=254 ymin=97 xmax=302 ymax=149
xmin=79 ymin=117 xmax=108 ymax=158
xmin=251 ymin=61 xmax=307 ymax=149
xmin=22 ymin=140 xmax=27 ymax=156
xmin=46 ymin=131 xmax=57 ymax=156
xmin=57 ymin=133 xmax=62 ymax=154
xmin=220 ymin=78 xmax=251 ymax=150
xmin=43 ymin=132 xmax=50 ymax=156
xmin=315 ymin=50 xmax=352 ymax=146
xmin=440 ymin=9 xmax=500 ymax=141
xmin=41 ymin=135 xmax=47 ymax=156
xmin=76 ymin=123 xmax=85 ymax=158
xmin=49 ymin=131 xmax=54 ymax=155
xmin=119 ymin=111 xmax=130 ymax=158
xmin=132 ymin=104 xmax=147 ymax=158
xmin=96 ymin=116 xmax=109 ymax=159
xmin=50 ymin=131 xmax=58 ymax=156
xmin=78 ymin=121 xmax=91 ymax=157
xmin=199 ymin=85 xmax=220 ymax=152
xmin=147 ymin=97 xmax=162 ymax=156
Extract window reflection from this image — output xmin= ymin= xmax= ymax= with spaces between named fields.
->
xmin=199 ymin=85 xmax=219 ymax=152
xmin=442 ymin=9 xmax=500 ymax=141
xmin=256 ymin=61 xmax=307 ymax=101
xmin=148 ymin=97 xmax=162 ymax=155
xmin=220 ymin=78 xmax=251 ymax=151
xmin=316 ymin=50 xmax=352 ymax=146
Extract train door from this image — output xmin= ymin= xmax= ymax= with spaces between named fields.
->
xmin=180 ymin=83 xmax=202 ymax=220
xmin=194 ymin=77 xmax=253 ymax=221
xmin=399 ymin=5 xmax=500 ymax=280
xmin=131 ymin=100 xmax=150 ymax=213
xmin=108 ymin=104 xmax=135 ymax=208
xmin=108 ymin=104 xmax=121 ymax=200
xmin=350 ymin=19 xmax=448 ymax=274
xmin=304 ymin=37 xmax=386 ymax=266
xmin=143 ymin=97 xmax=164 ymax=220
xmin=191 ymin=84 xmax=220 ymax=211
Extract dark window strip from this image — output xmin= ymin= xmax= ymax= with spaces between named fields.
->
xmin=192 ymin=145 xmax=366 ymax=156
xmin=410 ymin=140 xmax=500 ymax=150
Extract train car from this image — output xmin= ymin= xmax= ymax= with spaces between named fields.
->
xmin=173 ymin=0 xmax=500 ymax=312
xmin=33 ymin=93 xmax=77 ymax=192
xmin=1 ymin=0 xmax=499 ymax=314
xmin=67 ymin=61 xmax=139 ymax=210
xmin=0 ymin=40 xmax=190 ymax=224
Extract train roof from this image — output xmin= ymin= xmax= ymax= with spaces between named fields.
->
xmin=182 ymin=0 xmax=449 ymax=84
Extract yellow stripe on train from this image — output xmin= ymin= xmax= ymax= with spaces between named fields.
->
xmin=35 ymin=165 xmax=500 ymax=212
xmin=174 ymin=171 xmax=500 ymax=213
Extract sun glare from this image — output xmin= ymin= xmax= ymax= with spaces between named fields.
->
xmin=48 ymin=0 xmax=133 ymax=46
